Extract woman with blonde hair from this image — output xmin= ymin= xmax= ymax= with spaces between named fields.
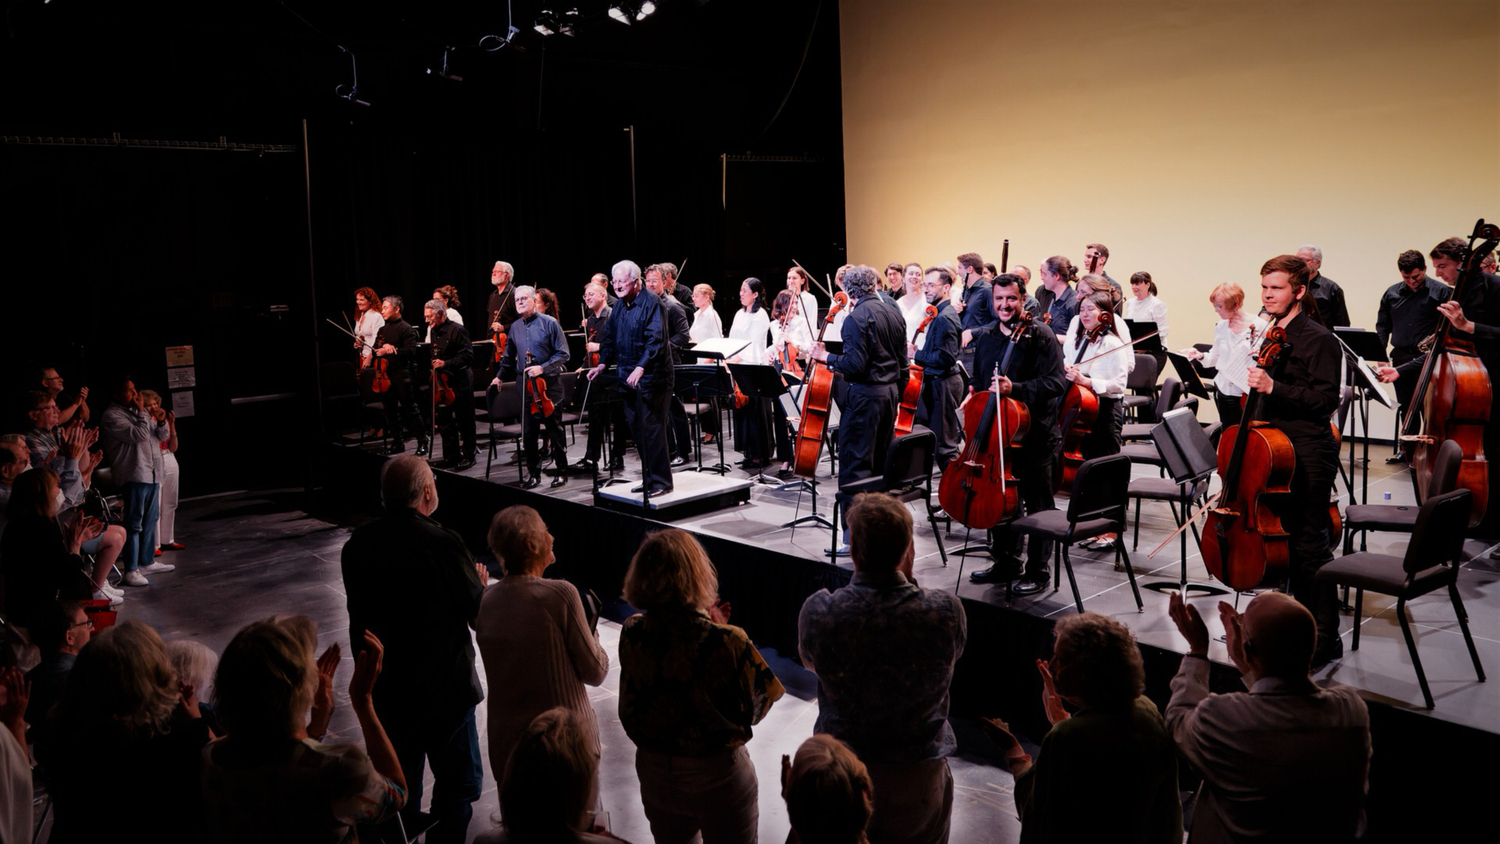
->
xmin=619 ymin=529 xmax=785 ymax=844
xmin=688 ymin=283 xmax=725 ymax=444
xmin=1181 ymin=282 xmax=1267 ymax=428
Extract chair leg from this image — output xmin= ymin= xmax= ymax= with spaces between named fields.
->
xmin=1117 ymin=542 xmax=1143 ymax=612
xmin=1053 ymin=544 xmax=1062 ymax=591
xmin=1449 ymin=583 xmax=1487 ymax=681
xmin=485 ymin=424 xmax=495 ymax=480
xmin=927 ymin=510 xmax=949 ymax=567
xmin=1351 ymin=589 xmax=1364 ymax=650
xmin=1133 ymin=499 xmax=1142 ymax=551
xmin=1060 ymin=544 xmax=1085 ymax=613
xmin=1359 ymin=529 xmax=1367 ymax=553
xmin=1396 ymin=599 xmax=1434 ymax=709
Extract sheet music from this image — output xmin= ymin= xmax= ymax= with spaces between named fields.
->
xmin=690 ymin=338 xmax=751 ymax=359
xmin=1219 ymin=326 xmax=1259 ymax=394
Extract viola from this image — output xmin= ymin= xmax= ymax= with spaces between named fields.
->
xmin=895 ymin=305 xmax=941 ymax=437
xmin=492 ymin=312 xmax=507 ymax=364
xmin=433 ymin=370 xmax=456 ymax=406
xmin=525 ymin=352 xmax=555 ymax=417
xmin=371 ymin=355 xmax=391 ymax=394
xmin=1056 ymin=313 xmax=1113 ymax=491
xmin=791 ymin=291 xmax=849 ymax=478
xmin=1403 ymin=219 xmax=1499 ymax=527
xmin=1200 ymin=325 xmax=1295 ymax=592
xmin=777 ymin=315 xmax=806 ymax=381
xmin=938 ymin=361 xmax=1029 ymax=530
xmin=586 ymin=326 xmax=601 ymax=368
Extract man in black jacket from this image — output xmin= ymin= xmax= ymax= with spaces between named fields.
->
xmin=425 ymin=299 xmax=476 ymax=470
xmin=912 ymin=267 xmax=964 ymax=469
xmin=588 ymin=260 xmax=675 ymax=495
xmin=373 ymin=296 xmax=428 ymax=456
xmin=646 ymin=264 xmax=695 ymax=466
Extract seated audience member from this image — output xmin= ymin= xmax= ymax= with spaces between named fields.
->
xmin=987 ymin=612 xmax=1182 ymax=844
xmin=1167 ymin=592 xmax=1371 ymax=843
xmin=476 ymin=707 xmax=632 ymax=844
xmin=618 ymin=529 xmax=785 ymax=844
xmin=0 ymin=436 xmax=31 ymax=528
xmin=781 ymin=734 xmax=874 ymax=844
xmin=40 ymin=366 xmax=89 ymax=425
xmin=0 ymin=469 xmax=98 ymax=630
xmin=24 ymin=600 xmax=90 ymax=731
xmin=99 ymin=378 xmax=174 ymax=586
xmin=35 ymin=621 xmax=212 ymax=844
xmin=168 ymin=638 xmax=221 ymax=734
xmin=0 ymin=661 xmax=29 ymax=844
xmin=203 ymin=619 xmax=406 ymax=844
xmin=798 ymin=492 xmax=966 ymax=844
xmin=477 ymin=506 xmax=608 ymax=802
xmin=141 ymin=389 xmax=186 ymax=551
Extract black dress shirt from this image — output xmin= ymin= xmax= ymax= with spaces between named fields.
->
xmin=961 ymin=278 xmax=996 ymax=330
xmin=429 ymin=318 xmax=473 ymax=372
xmin=1034 ymin=285 xmax=1080 ymax=333
xmin=671 ymin=282 xmax=695 ymax=312
xmin=600 ymin=288 xmax=673 ymax=393
xmin=488 ymin=286 xmax=520 ymax=338
xmin=914 ymin=300 xmax=962 ymax=377
xmin=827 ymin=294 xmax=907 ymax=387
xmin=1258 ymin=310 xmax=1340 ymax=442
xmin=971 ymin=321 xmax=1066 ymax=446
xmin=660 ymin=296 xmax=693 ymax=365
xmin=375 ymin=316 xmax=420 ymax=379
xmin=1376 ymin=275 xmax=1450 ymax=354
xmin=1308 ymin=273 xmax=1351 ymax=330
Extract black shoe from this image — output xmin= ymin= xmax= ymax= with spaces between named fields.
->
xmin=1012 ymin=577 xmax=1049 ymax=596
xmin=670 ymin=456 xmax=689 ymax=468
xmin=414 ymin=441 xmax=430 ymax=457
xmin=521 ymin=475 xmax=541 ymax=490
xmin=385 ymin=442 xmax=407 ymax=455
xmin=776 ymin=467 xmax=797 ymax=481
xmin=430 ymin=458 xmax=456 ymax=469
xmin=1385 ymin=454 xmax=1408 ymax=465
xmin=1311 ymin=636 xmax=1344 ymax=670
xmin=571 ymin=459 xmax=599 ymax=474
xmin=608 ymin=458 xmax=626 ymax=471
xmin=455 ymin=456 xmax=476 ymax=471
xmin=630 ymin=483 xmax=674 ymax=494
xmin=550 ymin=475 xmax=568 ymax=489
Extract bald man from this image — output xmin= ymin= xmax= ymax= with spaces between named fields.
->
xmin=1166 ymin=592 xmax=1371 ymax=843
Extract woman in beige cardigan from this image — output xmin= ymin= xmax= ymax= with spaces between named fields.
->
xmin=476 ymin=506 xmax=609 ymax=799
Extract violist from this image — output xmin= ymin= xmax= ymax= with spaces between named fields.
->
xmin=911 ymin=267 xmax=964 ymax=470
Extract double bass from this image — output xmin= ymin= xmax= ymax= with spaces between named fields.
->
xmin=1402 ymin=219 xmax=1500 ymax=527
xmin=938 ymin=336 xmax=1032 ymax=530
xmin=791 ymin=291 xmax=849 ymax=478
xmin=894 ymin=305 xmax=940 ymax=437
xmin=1200 ymin=325 xmax=1295 ymax=592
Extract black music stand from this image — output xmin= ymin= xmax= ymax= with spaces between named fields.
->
xmin=1124 ymin=320 xmax=1164 ymax=355
xmin=1334 ymin=328 xmax=1396 ymax=506
xmin=579 ymin=370 xmax=631 ymax=490
xmin=676 ymin=363 xmax=734 ymax=474
xmin=1139 ymin=408 xmax=1228 ymax=596
xmin=1167 ymin=352 xmax=1212 ymax=400
xmin=771 ymin=381 xmax=837 ymax=533
xmin=727 ymin=363 xmax=788 ymax=487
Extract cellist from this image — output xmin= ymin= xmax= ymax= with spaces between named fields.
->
xmin=911 ymin=267 xmax=964 ymax=469
xmin=1244 ymin=255 xmax=1342 ymax=668
xmin=964 ymin=274 xmax=1066 ymax=592
xmin=496 ymin=285 xmax=571 ymax=489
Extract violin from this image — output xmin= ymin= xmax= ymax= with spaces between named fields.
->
xmin=1200 ymin=326 xmax=1295 ymax=592
xmin=371 ymin=355 xmax=391 ymax=394
xmin=433 ymin=370 xmax=456 ymax=406
xmin=492 ymin=309 xmax=507 ymax=364
xmin=777 ymin=314 xmax=806 ymax=381
xmin=1403 ymin=219 xmax=1499 ymax=527
xmin=895 ymin=305 xmax=940 ymax=437
xmin=791 ymin=291 xmax=850 ymax=478
xmin=526 ymin=351 xmax=555 ymax=417
xmin=1056 ymin=312 xmax=1112 ymax=491
xmin=938 ymin=360 xmax=1029 ymax=530
xmin=586 ymin=325 xmax=601 ymax=368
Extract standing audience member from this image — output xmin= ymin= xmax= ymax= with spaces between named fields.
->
xmin=476 ymin=708 xmax=633 ymax=844
xmin=39 ymin=365 xmax=89 ymax=425
xmin=0 ymin=662 xmax=28 ymax=844
xmin=1 ymin=469 xmax=98 ymax=629
xmin=0 ymin=436 xmax=30 ymax=523
xmin=140 ymin=389 xmax=185 ymax=551
xmin=476 ymin=506 xmax=608 ymax=802
xmin=799 ymin=492 xmax=966 ymax=844
xmin=780 ymin=733 xmax=874 ymax=844
xmin=35 ymin=621 xmax=213 ymax=844
xmin=99 ymin=378 xmax=175 ymax=586
xmin=1167 ymin=592 xmax=1371 ymax=843
xmin=19 ymin=403 xmax=123 ymax=601
xmin=24 ymin=600 xmax=90 ymax=732
xmin=203 ymin=619 xmax=407 ymax=843
xmin=341 ymin=456 xmax=487 ymax=844
xmin=985 ymin=613 xmax=1182 ymax=844
xmin=619 ymin=529 xmax=785 ymax=844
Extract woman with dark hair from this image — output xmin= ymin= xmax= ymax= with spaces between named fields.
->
xmin=1037 ymin=256 xmax=1082 ymax=330
xmin=1123 ymin=271 xmax=1169 ymax=347
xmin=427 ymin=285 xmax=466 ymax=342
xmin=727 ymin=278 xmax=773 ymax=472
xmin=202 ymin=619 xmax=406 ymax=843
xmin=769 ymin=290 xmax=813 ymax=479
xmin=619 ymin=529 xmax=784 ymax=844
xmin=535 ymin=288 xmax=561 ymax=319
xmin=36 ymin=621 xmax=214 ymax=843
xmin=1064 ymin=291 xmax=1130 ymax=550
xmin=0 ymin=468 xmax=98 ymax=630
xmin=353 ymin=286 xmax=385 ymax=370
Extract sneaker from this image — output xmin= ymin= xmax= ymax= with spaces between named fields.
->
xmin=100 ymin=581 xmax=124 ymax=598
xmin=92 ymin=588 xmax=124 ymax=607
xmin=123 ymin=570 xmax=150 ymax=587
xmin=140 ymin=561 xmax=176 ymax=574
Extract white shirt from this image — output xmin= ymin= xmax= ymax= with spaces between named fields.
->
xmin=1063 ymin=315 xmax=1136 ymax=372
xmin=798 ymin=290 xmax=820 ymax=331
xmin=728 ymin=308 xmax=771 ymax=365
xmin=1202 ymin=314 xmax=1268 ymax=397
xmin=1124 ymin=294 xmax=1170 ymax=346
xmin=690 ymin=307 xmax=724 ymax=343
xmin=354 ymin=310 xmax=385 ymax=362
xmin=770 ymin=314 xmax=815 ymax=358
xmin=1069 ymin=330 xmax=1129 ymax=398
xmin=899 ymin=294 xmax=931 ymax=344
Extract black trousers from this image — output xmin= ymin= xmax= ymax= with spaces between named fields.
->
xmin=522 ymin=399 xmax=568 ymax=473
xmin=1390 ymin=349 xmax=1420 ymax=455
xmin=837 ymin=383 xmax=899 ymax=523
xmin=916 ymin=372 xmax=964 ymax=469
xmin=381 ymin=375 xmax=427 ymax=443
xmin=625 ymin=386 xmax=674 ymax=489
xmin=667 ymin=396 xmax=693 ymax=460
xmin=583 ymin=392 xmax=629 ymax=464
xmin=988 ymin=436 xmax=1058 ymax=577
xmin=1081 ymin=396 xmax=1122 ymax=459
xmin=436 ymin=368 xmax=475 ymax=460
xmin=1214 ymin=390 xmax=1244 ymax=432
xmin=1276 ymin=435 xmax=1341 ymax=651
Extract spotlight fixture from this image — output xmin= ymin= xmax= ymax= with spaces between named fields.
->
xmin=608 ymin=1 xmax=656 ymax=25
xmin=534 ymin=8 xmax=579 ymax=37
xmin=426 ymin=48 xmax=462 ymax=81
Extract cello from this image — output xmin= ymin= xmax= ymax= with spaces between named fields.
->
xmin=1055 ymin=313 xmax=1112 ymax=491
xmin=895 ymin=305 xmax=940 ymax=437
xmin=791 ymin=291 xmax=849 ymax=478
xmin=1402 ymin=219 xmax=1500 ymax=527
xmin=1200 ymin=325 xmax=1295 ymax=592
xmin=938 ymin=352 xmax=1030 ymax=530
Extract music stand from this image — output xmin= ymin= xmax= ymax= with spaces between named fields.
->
xmin=770 ymin=382 xmax=837 ymax=533
xmin=727 ymin=363 xmax=788 ymax=487
xmin=1136 ymin=408 xmax=1227 ymax=595
xmin=1333 ymin=328 xmax=1397 ymax=506
xmin=690 ymin=338 xmax=749 ymax=474
xmin=1168 ymin=352 xmax=1212 ymax=400
xmin=1124 ymin=320 xmax=1164 ymax=354
xmin=580 ymin=370 xmax=631 ymax=490
xmin=675 ymin=364 xmax=734 ymax=474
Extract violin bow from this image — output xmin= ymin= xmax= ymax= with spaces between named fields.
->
xmin=792 ymin=258 xmax=836 ymax=301
xmin=325 ymin=318 xmax=375 ymax=352
xmin=1071 ymin=331 xmax=1161 ymax=368
xmin=1146 ymin=490 xmax=1223 ymax=559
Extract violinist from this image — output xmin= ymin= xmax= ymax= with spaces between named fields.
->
xmin=728 ymin=278 xmax=773 ymax=472
xmin=965 ymin=274 xmax=1066 ymax=591
xmin=372 ymin=296 xmax=429 ymax=457
xmin=353 ymin=287 xmax=385 ymax=370
xmin=645 ymin=265 xmax=695 ymax=468
xmin=497 ymin=286 xmax=571 ymax=489
xmin=487 ymin=261 xmax=520 ymax=353
xmin=427 ymin=285 xmax=466 ymax=342
xmin=424 ymin=298 xmax=477 ymax=471
xmin=786 ymin=267 xmax=820 ymax=334
xmin=1246 ymin=255 xmax=1342 ymax=667
xmin=912 ymin=267 xmax=964 ymax=468
xmin=1034 ymin=256 xmax=1081 ymax=336
xmin=534 ymin=287 xmax=560 ymax=319
xmin=811 ymin=265 xmax=908 ymax=554
xmin=573 ymin=281 xmax=628 ymax=474
xmin=897 ymin=262 xmax=928 ymax=345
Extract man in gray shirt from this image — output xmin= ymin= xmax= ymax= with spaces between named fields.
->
xmin=99 ymin=378 xmax=174 ymax=586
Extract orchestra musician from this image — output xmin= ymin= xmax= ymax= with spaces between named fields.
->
xmin=1123 ymin=271 xmax=1170 ymax=373
xmin=1246 ymin=255 xmax=1343 ymax=667
xmin=688 ymin=283 xmax=724 ymax=445
xmin=1062 ymin=291 xmax=1130 ymax=551
xmin=1009 ymin=265 xmax=1044 ymax=321
xmin=727 ymin=278 xmax=773 ymax=472
xmin=956 ymin=253 xmax=996 ymax=331
xmin=424 ymin=298 xmax=477 ymax=471
xmin=587 ymin=260 xmax=675 ymax=496
xmin=897 ymin=262 xmax=928 ymax=344
xmin=574 ymin=282 xmax=629 ymax=474
xmin=488 ymin=261 xmax=521 ymax=353
xmin=1081 ymin=243 xmax=1124 ymax=306
xmin=911 ymin=267 xmax=964 ymax=469
xmin=769 ymin=290 xmax=815 ymax=479
xmin=811 ymin=265 xmax=908 ymax=554
xmin=1375 ymin=250 xmax=1451 ymax=463
xmin=786 ymin=267 xmax=820 ymax=333
xmin=1181 ymin=283 xmax=1267 ymax=430
xmin=353 ymin=287 xmax=384 ymax=370
xmin=371 ymin=296 xmax=429 ymax=457
xmin=657 ymin=261 xmax=695 ymax=311
xmin=496 ymin=286 xmax=570 ymax=489
xmin=534 ymin=287 xmax=560 ymax=319
xmin=645 ymin=265 xmax=695 ymax=468
xmin=964 ymin=274 xmax=1066 ymax=591
xmin=427 ymin=285 xmax=466 ymax=342
xmin=1034 ymin=256 xmax=1081 ymax=334
xmin=1295 ymin=245 xmax=1351 ymax=330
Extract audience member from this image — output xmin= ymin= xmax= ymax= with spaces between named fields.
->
xmin=476 ymin=707 xmax=633 ymax=844
xmin=0 ymin=435 xmax=31 ymax=528
xmin=781 ymin=734 xmax=874 ymax=844
xmin=39 ymin=365 xmax=89 ymax=425
xmin=141 ymin=389 xmax=185 ymax=551
xmin=24 ymin=600 xmax=89 ymax=730
xmin=203 ymin=619 xmax=407 ymax=843
xmin=340 ymin=455 xmax=487 ymax=844
xmin=167 ymin=638 xmax=220 ymax=733
xmin=1 ymin=468 xmax=98 ymax=630
xmin=0 ymin=663 xmax=29 ymax=844
xmin=99 ymin=377 xmax=175 ymax=586
xmin=985 ymin=612 xmax=1181 ymax=844
xmin=35 ymin=620 xmax=212 ymax=843
xmin=1167 ymin=591 xmax=1371 ymax=843
xmin=476 ymin=506 xmax=608 ymax=804
xmin=619 ymin=528 xmax=785 ymax=844
xmin=798 ymin=492 xmax=966 ymax=844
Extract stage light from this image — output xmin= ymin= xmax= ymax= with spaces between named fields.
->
xmin=426 ymin=49 xmax=463 ymax=81
xmin=608 ymin=4 xmax=630 ymax=24
xmin=609 ymin=2 xmax=655 ymax=25
xmin=534 ymin=8 xmax=579 ymax=37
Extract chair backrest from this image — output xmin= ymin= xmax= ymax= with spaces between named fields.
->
xmin=1431 ymin=439 xmax=1464 ymax=497
xmin=487 ymin=381 xmax=521 ymax=422
xmin=560 ymin=371 xmax=579 ymax=405
xmin=1154 ymin=378 xmax=1183 ymax=419
xmin=1126 ymin=354 xmax=1159 ymax=391
xmin=1406 ymin=488 xmax=1471 ymax=574
xmin=884 ymin=427 xmax=936 ymax=490
xmin=1067 ymin=453 xmax=1131 ymax=525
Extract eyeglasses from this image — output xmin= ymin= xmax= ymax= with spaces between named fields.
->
xmin=70 ymin=617 xmax=94 ymax=631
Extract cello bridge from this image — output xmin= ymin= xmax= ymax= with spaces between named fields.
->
xmin=1398 ymin=435 xmax=1435 ymax=445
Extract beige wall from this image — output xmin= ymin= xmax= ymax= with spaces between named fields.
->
xmin=841 ymin=0 xmax=1499 ymax=425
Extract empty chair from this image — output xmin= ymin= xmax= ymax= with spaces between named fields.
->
xmin=840 ymin=427 xmax=947 ymax=567
xmin=1121 ymin=378 xmax=1182 ymax=442
xmin=1119 ymin=353 xmax=1159 ymax=423
xmin=1342 ymin=439 xmax=1461 ymax=554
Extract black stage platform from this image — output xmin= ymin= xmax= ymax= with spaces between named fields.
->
xmin=322 ymin=435 xmax=1500 ymax=841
